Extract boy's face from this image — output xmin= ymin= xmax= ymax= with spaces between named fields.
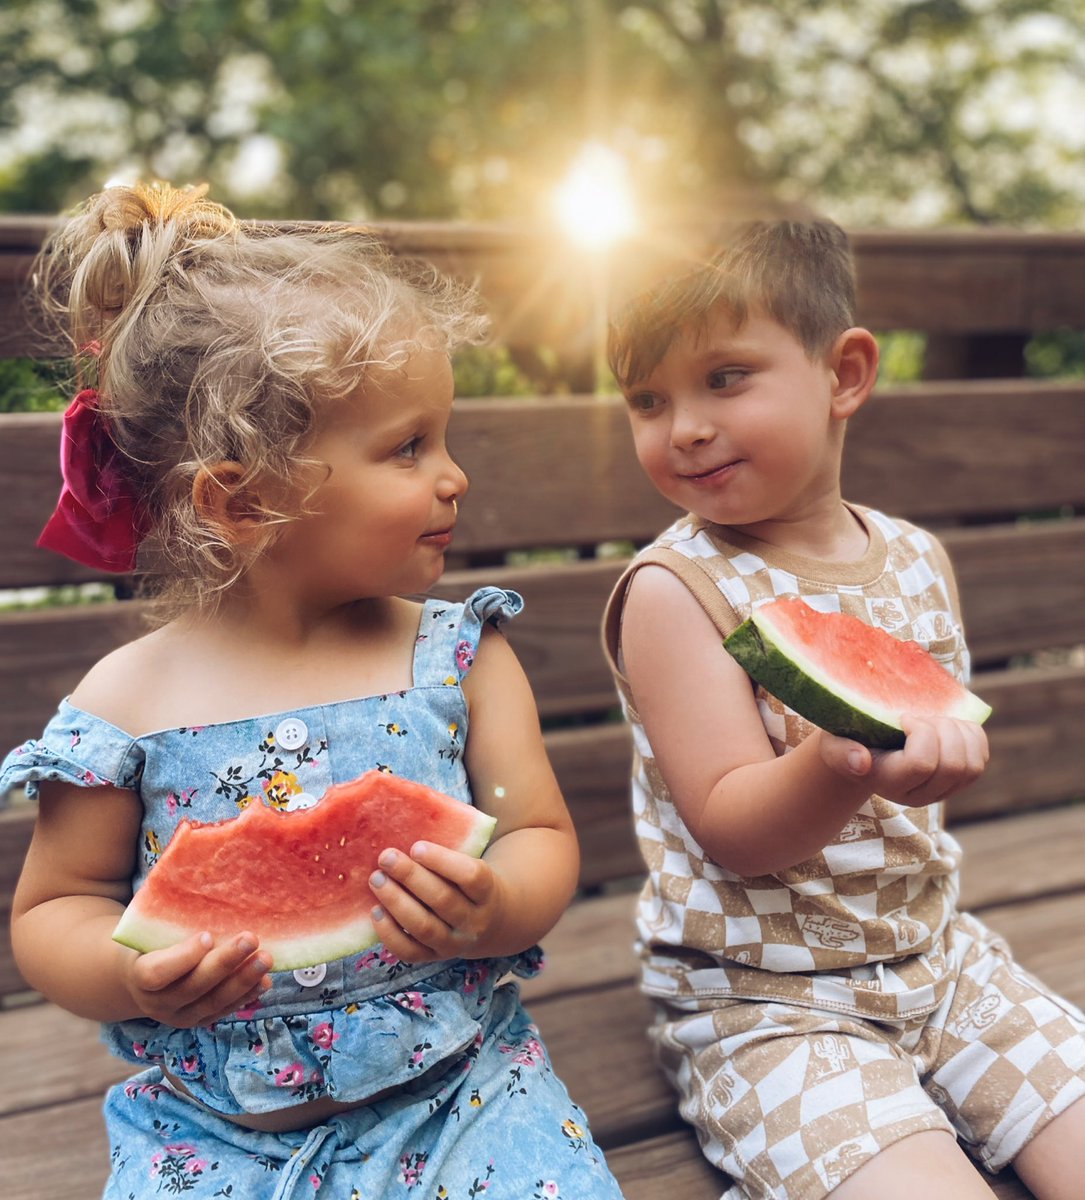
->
xmin=620 ymin=305 xmax=846 ymax=536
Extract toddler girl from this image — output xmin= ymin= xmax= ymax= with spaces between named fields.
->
xmin=1 ymin=182 xmax=624 ymax=1199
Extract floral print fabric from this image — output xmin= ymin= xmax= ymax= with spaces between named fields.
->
xmin=104 ymin=982 xmax=624 ymax=1198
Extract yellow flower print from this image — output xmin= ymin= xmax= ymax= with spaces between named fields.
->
xmin=237 ymin=794 xmax=259 ymax=810
xmin=561 ymin=1116 xmax=588 ymax=1151
xmin=469 ymin=1088 xmax=482 ymax=1107
xmin=442 ymin=675 xmax=458 ymax=687
xmin=263 ymin=770 xmax=301 ymax=810
xmin=144 ymin=829 xmax=162 ymax=858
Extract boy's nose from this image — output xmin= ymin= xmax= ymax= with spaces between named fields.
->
xmin=669 ymin=400 xmax=716 ymax=449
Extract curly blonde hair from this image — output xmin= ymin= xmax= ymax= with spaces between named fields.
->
xmin=33 ymin=182 xmax=488 ymax=618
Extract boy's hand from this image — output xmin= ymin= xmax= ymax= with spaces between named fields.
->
xmin=369 ymin=843 xmax=505 ymax=963
xmin=819 ymin=713 xmax=989 ymax=807
xmin=122 ymin=931 xmax=272 ymax=1027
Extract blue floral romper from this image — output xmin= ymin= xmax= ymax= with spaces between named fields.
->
xmin=0 ymin=588 xmax=625 ymax=1200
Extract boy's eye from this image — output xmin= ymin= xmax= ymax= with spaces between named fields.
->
xmin=627 ymin=391 xmax=659 ymax=414
xmin=707 ymin=367 xmax=745 ymax=390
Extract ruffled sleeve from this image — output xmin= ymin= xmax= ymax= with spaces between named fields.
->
xmin=414 ymin=587 xmax=524 ymax=687
xmin=0 ymin=698 xmax=144 ymax=804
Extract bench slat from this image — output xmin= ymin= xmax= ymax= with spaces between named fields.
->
xmin=2 ymin=385 xmax=1083 ymax=587
xmin=4 ymin=220 xmax=1085 ymax=358
xmin=3 ymin=518 xmax=1085 ymax=750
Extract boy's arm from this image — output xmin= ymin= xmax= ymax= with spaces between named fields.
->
xmin=370 ymin=623 xmax=579 ymax=961
xmin=621 ymin=566 xmax=988 ymax=876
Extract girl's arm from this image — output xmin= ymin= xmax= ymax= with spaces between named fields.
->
xmin=620 ymin=566 xmax=988 ymax=877
xmin=369 ymin=623 xmax=579 ymax=961
xmin=12 ymin=780 xmax=272 ymax=1025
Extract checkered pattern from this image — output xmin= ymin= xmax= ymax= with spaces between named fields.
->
xmin=602 ymin=504 xmax=974 ymax=1020
xmin=649 ymin=912 xmax=1085 ymax=1199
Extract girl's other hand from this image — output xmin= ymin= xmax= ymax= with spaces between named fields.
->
xmin=122 ymin=930 xmax=272 ymax=1027
xmin=368 ymin=843 xmax=506 ymax=963
xmin=819 ymin=713 xmax=989 ymax=807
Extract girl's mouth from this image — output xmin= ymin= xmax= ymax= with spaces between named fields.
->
xmin=419 ymin=528 xmax=454 ymax=548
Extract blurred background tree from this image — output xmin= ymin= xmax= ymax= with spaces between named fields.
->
xmin=1 ymin=0 xmax=1082 ymax=228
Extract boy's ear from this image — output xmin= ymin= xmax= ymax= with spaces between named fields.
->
xmin=828 ymin=327 xmax=880 ymax=420
xmin=191 ymin=461 xmax=266 ymax=541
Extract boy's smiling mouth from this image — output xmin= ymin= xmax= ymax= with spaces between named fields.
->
xmin=680 ymin=459 xmax=741 ymax=482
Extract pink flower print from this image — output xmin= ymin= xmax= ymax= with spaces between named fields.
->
xmin=398 ymin=1152 xmax=428 ymax=1188
xmin=455 ymin=640 xmax=475 ymax=673
xmin=166 ymin=787 xmax=198 ymax=816
xmin=502 ymin=1035 xmax=545 ymax=1068
xmin=311 ymin=1021 xmax=339 ymax=1051
xmin=178 ymin=1054 xmax=199 ymax=1073
xmin=81 ymin=769 xmax=98 ymax=785
xmin=310 ymin=1174 xmax=321 ymax=1189
xmin=274 ymin=1062 xmax=306 ymax=1088
xmin=131 ymin=1041 xmax=146 ymax=1058
xmin=70 ymin=730 xmax=81 ymax=749
xmin=391 ymin=990 xmax=431 ymax=1015
xmin=234 ymin=998 xmax=262 ymax=1020
xmin=540 ymin=1184 xmax=560 ymax=1199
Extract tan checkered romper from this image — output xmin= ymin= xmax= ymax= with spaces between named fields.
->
xmin=603 ymin=504 xmax=1085 ymax=1198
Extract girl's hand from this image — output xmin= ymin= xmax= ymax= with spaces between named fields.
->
xmin=368 ymin=843 xmax=506 ymax=963
xmin=122 ymin=931 xmax=272 ymax=1028
xmin=819 ymin=713 xmax=989 ymax=807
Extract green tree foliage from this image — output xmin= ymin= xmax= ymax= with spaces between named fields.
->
xmin=1 ymin=0 xmax=1082 ymax=227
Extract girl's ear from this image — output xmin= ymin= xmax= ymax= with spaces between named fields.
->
xmin=191 ymin=462 xmax=266 ymax=542
xmin=828 ymin=327 xmax=880 ymax=420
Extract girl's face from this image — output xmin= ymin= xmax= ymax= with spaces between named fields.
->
xmin=273 ymin=347 xmax=468 ymax=606
xmin=621 ymin=306 xmax=845 ymax=539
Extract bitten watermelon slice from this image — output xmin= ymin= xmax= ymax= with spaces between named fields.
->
xmin=112 ymin=771 xmax=496 ymax=970
xmin=724 ymin=596 xmax=992 ymax=750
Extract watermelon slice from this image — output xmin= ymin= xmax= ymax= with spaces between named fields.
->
xmin=723 ymin=597 xmax=992 ymax=750
xmin=112 ymin=771 xmax=496 ymax=970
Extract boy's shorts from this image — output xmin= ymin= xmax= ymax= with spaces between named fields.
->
xmin=650 ymin=912 xmax=1085 ymax=1200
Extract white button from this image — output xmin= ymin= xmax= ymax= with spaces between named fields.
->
xmin=275 ymin=718 xmax=308 ymax=750
xmin=293 ymin=963 xmax=327 ymax=987
xmin=285 ymin=791 xmax=318 ymax=812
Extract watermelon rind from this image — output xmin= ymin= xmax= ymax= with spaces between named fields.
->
xmin=111 ymin=893 xmax=390 ymax=970
xmin=724 ymin=606 xmax=991 ymax=751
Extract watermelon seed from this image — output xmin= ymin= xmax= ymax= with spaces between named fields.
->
xmin=314 ymin=853 xmax=320 ymax=861
xmin=339 ymin=836 xmax=346 ymax=846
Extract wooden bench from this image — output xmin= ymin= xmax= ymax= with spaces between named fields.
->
xmin=2 ymin=219 xmax=1084 ymax=1198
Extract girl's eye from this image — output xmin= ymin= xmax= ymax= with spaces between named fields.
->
xmin=627 ymin=392 xmax=659 ymax=414
xmin=707 ymin=367 xmax=745 ymax=390
xmin=395 ymin=436 xmax=422 ymax=459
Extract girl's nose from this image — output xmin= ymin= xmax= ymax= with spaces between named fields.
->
xmin=443 ymin=455 xmax=469 ymax=501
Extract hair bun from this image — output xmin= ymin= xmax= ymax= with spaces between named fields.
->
xmin=36 ymin=180 xmax=239 ymax=352
xmin=95 ymin=181 xmax=236 ymax=243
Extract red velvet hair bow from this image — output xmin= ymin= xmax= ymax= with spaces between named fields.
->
xmin=36 ymin=389 xmax=150 ymax=573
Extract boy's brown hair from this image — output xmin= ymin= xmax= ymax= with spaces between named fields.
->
xmin=607 ymin=219 xmax=857 ymax=389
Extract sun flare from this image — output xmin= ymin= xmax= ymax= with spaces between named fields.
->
xmin=554 ymin=143 xmax=637 ymax=250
